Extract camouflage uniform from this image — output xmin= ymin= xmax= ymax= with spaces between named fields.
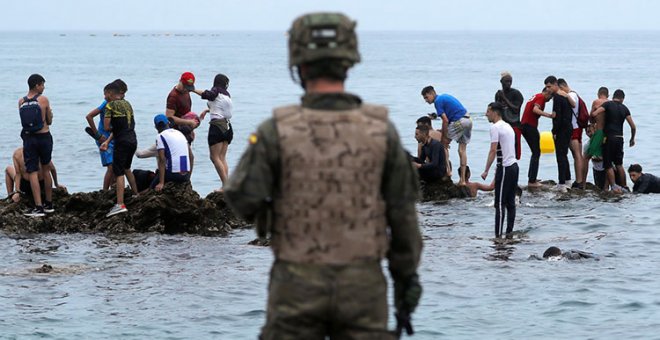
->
xmin=224 ymin=12 xmax=422 ymax=340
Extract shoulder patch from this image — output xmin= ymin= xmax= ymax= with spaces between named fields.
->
xmin=248 ymin=133 xmax=258 ymax=145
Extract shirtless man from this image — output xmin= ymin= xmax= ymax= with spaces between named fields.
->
xmin=463 ymin=165 xmax=494 ymax=198
xmin=582 ymin=87 xmax=609 ymax=185
xmin=5 ymin=147 xmax=64 ymax=203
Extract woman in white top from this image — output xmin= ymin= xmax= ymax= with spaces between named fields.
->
xmin=193 ymin=74 xmax=233 ymax=191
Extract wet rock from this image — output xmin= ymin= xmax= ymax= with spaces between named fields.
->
xmin=0 ymin=184 xmax=249 ymax=236
xmin=420 ymin=177 xmax=469 ymax=202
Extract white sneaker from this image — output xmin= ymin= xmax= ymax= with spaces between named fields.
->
xmin=106 ymin=204 xmax=128 ymax=217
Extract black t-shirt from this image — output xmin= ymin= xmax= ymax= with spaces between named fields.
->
xmin=495 ymin=88 xmax=524 ymax=125
xmin=633 ymin=173 xmax=660 ymax=194
xmin=420 ymin=139 xmax=447 ymax=177
xmin=106 ymin=99 xmax=137 ymax=143
xmin=551 ymin=94 xmax=573 ymax=134
xmin=601 ymin=100 xmax=631 ymax=137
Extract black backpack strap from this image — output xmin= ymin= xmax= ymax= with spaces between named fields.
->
xmin=29 ymin=93 xmax=41 ymax=102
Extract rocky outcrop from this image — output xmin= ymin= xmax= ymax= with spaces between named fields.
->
xmin=420 ymin=177 xmax=470 ymax=201
xmin=0 ymin=183 xmax=248 ymax=236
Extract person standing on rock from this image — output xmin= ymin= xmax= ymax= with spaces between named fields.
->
xmin=482 ymin=102 xmax=519 ymax=238
xmin=19 ymin=74 xmax=54 ymax=217
xmin=192 ymin=74 xmax=233 ymax=191
xmin=100 ymin=82 xmax=139 ymax=217
xmin=150 ymin=114 xmax=192 ymax=191
xmin=591 ymin=89 xmax=636 ymax=191
xmin=421 ymin=85 xmax=472 ymax=186
xmin=494 ymin=72 xmax=524 ymax=160
xmin=224 ymin=12 xmax=423 ymax=339
xmin=166 ymin=72 xmax=199 ymax=170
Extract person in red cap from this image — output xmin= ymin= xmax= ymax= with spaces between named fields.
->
xmin=166 ymin=72 xmax=198 ymax=127
xmin=166 ymin=72 xmax=199 ymax=172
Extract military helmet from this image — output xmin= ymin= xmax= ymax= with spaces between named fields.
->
xmin=288 ymin=12 xmax=361 ymax=68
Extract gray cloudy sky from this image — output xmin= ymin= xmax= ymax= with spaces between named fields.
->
xmin=1 ymin=0 xmax=658 ymax=31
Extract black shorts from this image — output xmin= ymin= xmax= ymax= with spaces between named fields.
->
xmin=112 ymin=139 xmax=137 ymax=177
xmin=20 ymin=178 xmax=45 ymax=197
xmin=602 ymin=136 xmax=624 ymax=170
xmin=21 ymin=132 xmax=53 ymax=173
xmin=208 ymin=122 xmax=233 ymax=146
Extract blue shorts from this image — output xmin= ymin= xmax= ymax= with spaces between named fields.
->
xmin=96 ymin=140 xmax=114 ymax=167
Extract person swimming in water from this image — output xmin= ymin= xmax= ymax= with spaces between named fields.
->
xmin=529 ymin=246 xmax=599 ymax=260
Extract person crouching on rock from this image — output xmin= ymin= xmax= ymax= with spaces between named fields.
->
xmin=412 ymin=125 xmax=447 ymax=182
xmin=150 ymin=114 xmax=192 ymax=191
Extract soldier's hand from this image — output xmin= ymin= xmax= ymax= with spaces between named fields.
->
xmin=394 ymin=274 xmax=422 ymax=337
xmin=394 ymin=274 xmax=422 ymax=314
xmin=630 ymin=139 xmax=635 ymax=147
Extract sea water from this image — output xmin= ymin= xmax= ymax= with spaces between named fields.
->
xmin=1 ymin=31 xmax=660 ymax=339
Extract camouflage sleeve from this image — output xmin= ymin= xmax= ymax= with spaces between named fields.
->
xmin=382 ymin=121 xmax=423 ymax=281
xmin=224 ymin=118 xmax=280 ymax=222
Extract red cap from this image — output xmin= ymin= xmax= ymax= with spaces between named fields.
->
xmin=180 ymin=72 xmax=195 ymax=91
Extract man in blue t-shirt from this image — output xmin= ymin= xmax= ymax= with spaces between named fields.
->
xmin=421 ymin=85 xmax=472 ymax=185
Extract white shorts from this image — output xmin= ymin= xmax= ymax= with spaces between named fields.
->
xmin=448 ymin=116 xmax=472 ymax=144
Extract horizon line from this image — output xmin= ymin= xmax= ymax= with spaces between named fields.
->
xmin=1 ymin=28 xmax=659 ymax=33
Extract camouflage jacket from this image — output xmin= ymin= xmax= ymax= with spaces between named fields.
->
xmin=224 ymin=92 xmax=422 ymax=280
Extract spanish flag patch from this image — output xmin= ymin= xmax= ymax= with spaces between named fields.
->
xmin=248 ymin=133 xmax=258 ymax=145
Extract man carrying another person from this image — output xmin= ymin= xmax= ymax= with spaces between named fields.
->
xmin=421 ymin=85 xmax=472 ymax=185
xmin=520 ymin=87 xmax=554 ymax=187
xmin=583 ymin=87 xmax=609 ymax=186
xmin=591 ymin=89 xmax=636 ymax=191
xmin=151 ymin=114 xmax=192 ymax=191
xmin=545 ymin=76 xmax=573 ymax=190
xmin=412 ymin=125 xmax=447 ymax=182
xmin=557 ymin=78 xmax=585 ymax=188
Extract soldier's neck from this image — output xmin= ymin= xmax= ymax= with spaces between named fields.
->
xmin=305 ymin=79 xmax=345 ymax=94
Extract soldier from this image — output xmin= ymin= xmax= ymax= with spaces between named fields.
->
xmin=224 ymin=12 xmax=423 ymax=339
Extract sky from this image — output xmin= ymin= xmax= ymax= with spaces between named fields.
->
xmin=1 ymin=0 xmax=659 ymax=31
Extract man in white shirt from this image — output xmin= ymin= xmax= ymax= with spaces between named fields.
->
xmin=152 ymin=114 xmax=192 ymax=191
xmin=482 ymin=102 xmax=519 ymax=238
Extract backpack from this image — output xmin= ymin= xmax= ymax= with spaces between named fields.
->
xmin=19 ymin=94 xmax=44 ymax=133
xmin=575 ymin=95 xmax=589 ymax=129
